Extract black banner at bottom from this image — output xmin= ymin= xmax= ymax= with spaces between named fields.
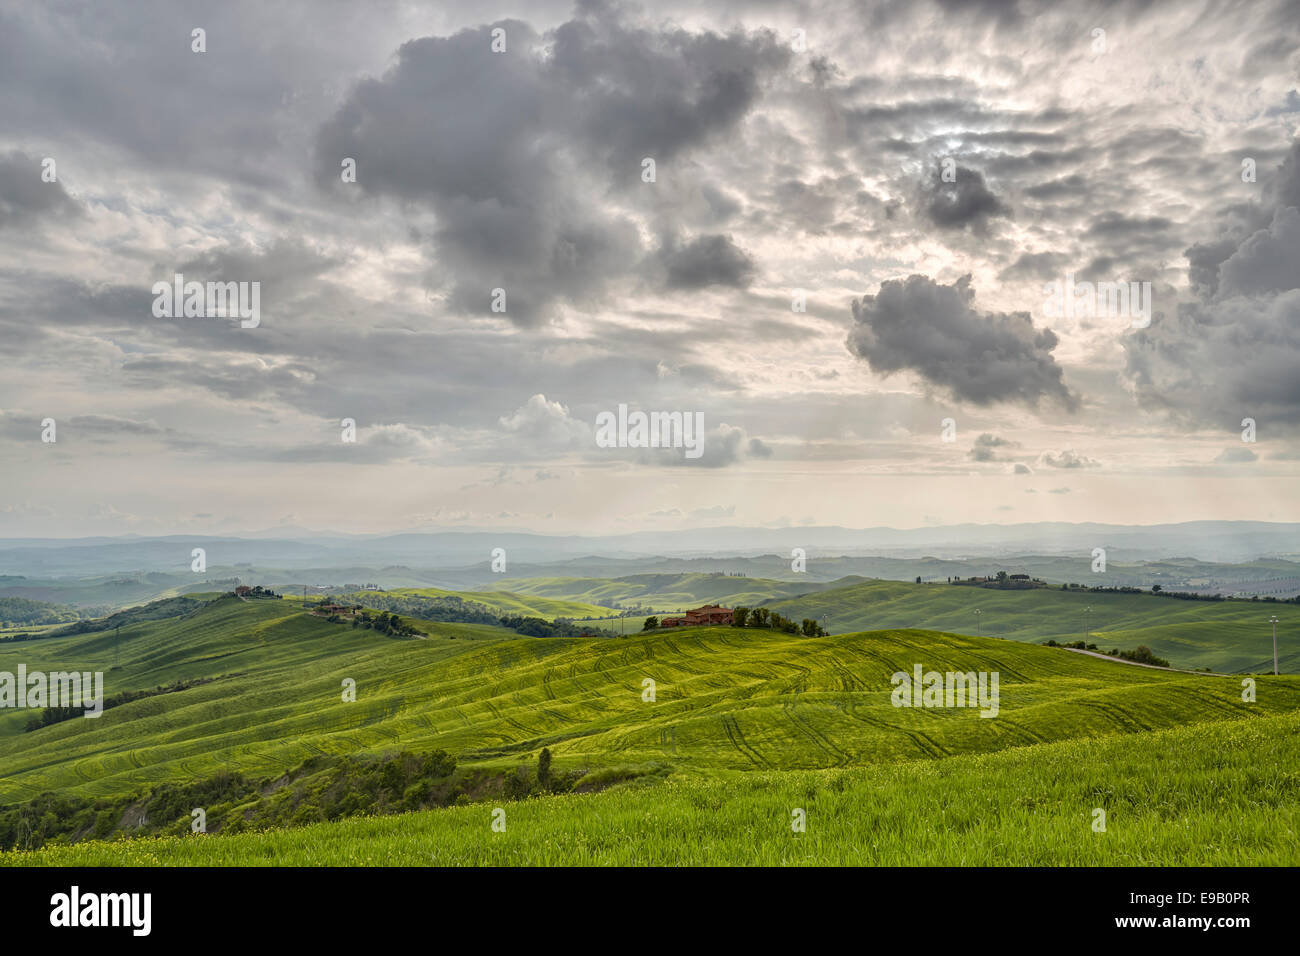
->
xmin=0 ymin=865 xmax=1288 ymax=943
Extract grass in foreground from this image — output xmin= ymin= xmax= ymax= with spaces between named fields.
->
xmin=8 ymin=713 xmax=1297 ymax=866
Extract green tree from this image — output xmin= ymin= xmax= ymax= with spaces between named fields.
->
xmin=537 ymin=747 xmax=552 ymax=790
xmin=732 ymin=607 xmax=750 ymax=627
xmin=642 ymin=616 xmax=659 ymax=631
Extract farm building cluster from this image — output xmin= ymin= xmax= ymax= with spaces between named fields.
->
xmin=659 ymin=604 xmax=733 ymax=627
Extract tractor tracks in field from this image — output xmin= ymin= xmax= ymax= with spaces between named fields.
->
xmin=719 ymin=714 xmax=769 ymax=767
xmin=782 ymin=700 xmax=851 ymax=765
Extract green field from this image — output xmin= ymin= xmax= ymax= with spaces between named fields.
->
xmin=502 ymin=573 xmax=841 ymax=611
xmin=387 ymin=586 xmax=615 ymax=619
xmin=8 ymin=713 xmax=1297 ymax=866
xmin=760 ymin=579 xmax=1300 ymax=673
xmin=494 ymin=574 xmax=1300 ymax=674
xmin=2 ymin=591 xmax=1298 ymax=865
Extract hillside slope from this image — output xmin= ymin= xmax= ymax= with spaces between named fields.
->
xmin=3 ymin=597 xmax=1296 ymax=804
xmin=502 ymin=573 xmax=851 ymax=611
xmin=761 ymin=579 xmax=1300 ymax=673
xmin=8 ymin=712 xmax=1297 ymax=866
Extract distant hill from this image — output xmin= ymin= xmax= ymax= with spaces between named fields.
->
xmin=762 ymin=578 xmax=1300 ymax=673
xmin=0 ymin=597 xmax=82 ymax=627
xmin=2 ymin=520 xmax=1298 ymax=579
xmin=502 ymin=572 xmax=851 ymax=610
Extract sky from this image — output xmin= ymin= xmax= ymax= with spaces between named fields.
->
xmin=1 ymin=0 xmax=1298 ymax=537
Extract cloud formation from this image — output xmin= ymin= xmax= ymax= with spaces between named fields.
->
xmin=847 ymin=274 xmax=1077 ymax=410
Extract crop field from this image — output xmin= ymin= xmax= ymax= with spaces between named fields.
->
xmin=501 ymin=573 xmax=843 ymax=612
xmin=2 ymin=590 xmax=1297 ymax=866
xmin=8 ymin=713 xmax=1297 ymax=866
xmin=495 ymin=575 xmax=1300 ymax=673
xmin=758 ymin=579 xmax=1300 ymax=673
xmin=384 ymin=586 xmax=615 ymax=620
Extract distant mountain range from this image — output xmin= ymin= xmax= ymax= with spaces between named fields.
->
xmin=1 ymin=521 xmax=1297 ymax=577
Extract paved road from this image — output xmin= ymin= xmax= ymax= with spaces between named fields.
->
xmin=1061 ymin=645 xmax=1233 ymax=677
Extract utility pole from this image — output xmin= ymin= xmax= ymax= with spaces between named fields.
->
xmin=1270 ymin=615 xmax=1279 ymax=676
xmin=1084 ymin=606 xmax=1092 ymax=645
xmin=114 ymin=625 xmax=120 ymax=669
xmin=974 ymin=608 xmax=981 ymax=637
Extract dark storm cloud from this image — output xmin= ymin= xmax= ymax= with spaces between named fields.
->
xmin=1122 ymin=142 xmax=1300 ymax=432
xmin=658 ymin=233 xmax=756 ymax=289
xmin=547 ymin=15 xmax=786 ymax=172
xmin=313 ymin=9 xmax=789 ymax=325
xmin=0 ymin=151 xmax=81 ymax=228
xmin=846 ymin=274 xmax=1077 ymax=410
xmin=921 ymin=165 xmax=1009 ymax=231
xmin=1217 ymin=206 xmax=1300 ymax=296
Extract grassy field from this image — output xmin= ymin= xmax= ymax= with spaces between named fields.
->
xmin=497 ymin=574 xmax=1300 ymax=673
xmin=758 ymin=579 xmax=1300 ymax=673
xmin=7 ymin=712 xmax=1296 ymax=866
xmin=382 ymin=586 xmax=615 ymax=620
xmin=3 ymin=596 xmax=1297 ymax=804
xmin=3 ymin=592 xmax=1297 ymax=865
xmin=502 ymin=573 xmax=844 ymax=612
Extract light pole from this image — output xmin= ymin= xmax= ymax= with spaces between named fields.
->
xmin=1270 ymin=615 xmax=1279 ymax=675
xmin=1084 ymin=606 xmax=1092 ymax=645
xmin=974 ymin=608 xmax=981 ymax=637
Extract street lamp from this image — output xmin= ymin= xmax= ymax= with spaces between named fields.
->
xmin=1270 ymin=616 xmax=1279 ymax=676
xmin=974 ymin=608 xmax=981 ymax=637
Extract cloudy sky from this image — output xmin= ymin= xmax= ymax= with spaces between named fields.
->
xmin=2 ymin=0 xmax=1298 ymax=537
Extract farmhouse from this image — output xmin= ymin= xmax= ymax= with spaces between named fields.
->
xmin=317 ymin=603 xmax=358 ymax=616
xmin=235 ymin=586 xmax=252 ymax=596
xmin=661 ymin=604 xmax=733 ymax=627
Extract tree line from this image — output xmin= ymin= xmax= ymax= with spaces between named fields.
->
xmin=643 ymin=607 xmax=826 ymax=636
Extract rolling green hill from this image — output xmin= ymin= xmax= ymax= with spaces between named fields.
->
xmin=760 ymin=579 xmax=1300 ymax=674
xmin=485 ymin=573 xmax=1300 ymax=673
xmin=382 ymin=586 xmax=615 ymax=620
xmin=10 ymin=711 xmax=1296 ymax=866
xmin=504 ymin=572 xmax=847 ymax=611
xmin=3 ymin=595 xmax=1297 ymax=808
